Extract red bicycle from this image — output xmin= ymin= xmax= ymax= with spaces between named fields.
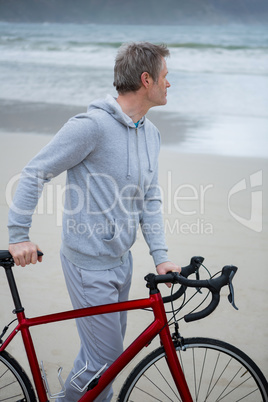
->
xmin=0 ymin=251 xmax=267 ymax=401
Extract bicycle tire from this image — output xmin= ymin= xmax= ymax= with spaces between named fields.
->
xmin=118 ymin=337 xmax=268 ymax=402
xmin=0 ymin=350 xmax=37 ymax=401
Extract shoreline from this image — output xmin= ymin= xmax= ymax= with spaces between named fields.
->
xmin=0 ymin=99 xmax=196 ymax=144
xmin=1 ymin=98 xmax=268 ymax=159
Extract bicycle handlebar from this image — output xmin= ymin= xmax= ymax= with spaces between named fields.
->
xmin=145 ymin=257 xmax=238 ymax=322
xmin=162 ymin=256 xmax=204 ymax=304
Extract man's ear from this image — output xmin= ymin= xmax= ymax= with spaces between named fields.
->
xmin=141 ymin=72 xmax=151 ymax=88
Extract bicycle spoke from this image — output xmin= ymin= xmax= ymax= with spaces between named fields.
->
xmin=0 ymin=395 xmax=22 ymax=402
xmin=1 ymin=380 xmax=18 ymax=390
xmin=216 ymin=366 xmax=243 ymax=401
xmin=134 ymin=385 xmax=164 ymax=401
xmin=0 ymin=368 xmax=9 ymax=379
xmin=177 ymin=349 xmax=185 ymax=375
xmin=154 ymin=363 xmax=180 ymax=401
xmin=141 ymin=372 xmax=176 ymax=401
xmin=236 ymin=388 xmax=262 ymax=401
xmin=192 ymin=348 xmax=197 ymax=400
xmin=197 ymin=347 xmax=207 ymax=400
xmin=193 ymin=347 xmax=223 ymax=402
xmin=217 ymin=373 xmax=260 ymax=401
xmin=205 ymin=351 xmax=220 ymax=401
xmin=206 ymin=355 xmax=232 ymax=399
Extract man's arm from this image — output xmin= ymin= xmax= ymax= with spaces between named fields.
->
xmin=8 ymin=114 xmax=98 ymax=265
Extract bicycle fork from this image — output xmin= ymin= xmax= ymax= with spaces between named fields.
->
xmin=155 ymin=294 xmax=193 ymax=402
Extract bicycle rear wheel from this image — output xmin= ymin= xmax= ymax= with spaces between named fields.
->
xmin=118 ymin=337 xmax=268 ymax=401
xmin=0 ymin=350 xmax=36 ymax=401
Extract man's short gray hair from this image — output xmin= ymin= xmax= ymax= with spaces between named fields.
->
xmin=113 ymin=42 xmax=170 ymax=94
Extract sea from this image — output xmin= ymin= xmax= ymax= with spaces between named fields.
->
xmin=0 ymin=21 xmax=268 ymax=157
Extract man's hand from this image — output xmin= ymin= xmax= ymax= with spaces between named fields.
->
xmin=8 ymin=242 xmax=43 ymax=267
xmin=156 ymin=261 xmax=181 ymax=288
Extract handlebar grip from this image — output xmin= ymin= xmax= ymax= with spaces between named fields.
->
xmin=0 ymin=250 xmax=43 ymax=265
xmin=162 ymin=256 xmax=204 ymax=304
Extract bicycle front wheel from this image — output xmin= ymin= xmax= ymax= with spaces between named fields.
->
xmin=118 ymin=337 xmax=268 ymax=401
xmin=0 ymin=350 xmax=36 ymax=401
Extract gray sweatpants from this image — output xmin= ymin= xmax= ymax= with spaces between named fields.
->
xmin=57 ymin=250 xmax=133 ymax=402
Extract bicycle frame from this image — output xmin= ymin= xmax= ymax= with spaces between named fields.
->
xmin=0 ymin=291 xmax=193 ymax=402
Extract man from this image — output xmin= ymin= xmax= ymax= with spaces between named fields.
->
xmin=8 ymin=42 xmax=180 ymax=401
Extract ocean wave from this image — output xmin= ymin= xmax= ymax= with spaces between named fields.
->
xmin=1 ymin=35 xmax=267 ymax=52
xmin=68 ymin=40 xmax=123 ymax=48
xmin=0 ymin=36 xmax=26 ymax=44
xmin=167 ymin=42 xmax=268 ymax=51
xmin=52 ymin=40 xmax=268 ymax=51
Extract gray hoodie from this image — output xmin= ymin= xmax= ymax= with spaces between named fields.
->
xmin=8 ymin=95 xmax=169 ymax=270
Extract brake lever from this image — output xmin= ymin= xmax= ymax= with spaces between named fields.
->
xmin=227 ymin=270 xmax=238 ymax=310
xmin=195 ymin=270 xmax=202 ymax=294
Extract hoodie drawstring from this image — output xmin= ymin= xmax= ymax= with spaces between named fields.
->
xmin=126 ymin=123 xmax=153 ymax=179
xmin=127 ymin=126 xmax=131 ymax=179
xmin=144 ymin=126 xmax=153 ymax=174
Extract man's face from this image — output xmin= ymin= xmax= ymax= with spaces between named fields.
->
xmin=148 ymin=59 xmax=170 ymax=107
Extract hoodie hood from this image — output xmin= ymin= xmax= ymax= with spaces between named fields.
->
xmin=87 ymin=94 xmax=146 ymax=129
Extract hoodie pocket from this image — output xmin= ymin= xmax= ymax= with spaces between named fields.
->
xmin=102 ymin=218 xmax=137 ymax=256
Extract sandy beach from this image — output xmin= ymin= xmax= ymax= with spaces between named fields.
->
xmin=0 ymin=108 xmax=267 ymax=398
